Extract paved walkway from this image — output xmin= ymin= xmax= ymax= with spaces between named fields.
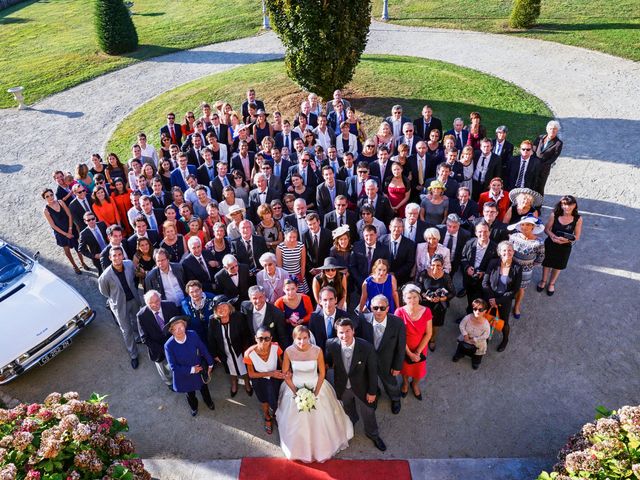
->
xmin=1 ymin=21 xmax=639 ymax=470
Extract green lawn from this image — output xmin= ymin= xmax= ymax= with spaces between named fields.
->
xmin=372 ymin=0 xmax=640 ymax=62
xmin=107 ymin=55 xmax=552 ymax=158
xmin=0 ymin=0 xmax=261 ymax=108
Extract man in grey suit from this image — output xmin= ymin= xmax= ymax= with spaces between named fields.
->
xmin=98 ymin=247 xmax=141 ymax=369
xmin=326 ymin=318 xmax=386 ymax=452
xmin=359 ymin=295 xmax=407 ymax=414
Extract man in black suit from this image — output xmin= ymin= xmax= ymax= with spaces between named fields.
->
xmin=78 ymin=213 xmax=108 ymax=274
xmin=410 ymin=141 xmax=438 ymax=199
xmin=139 ymin=195 xmax=165 ymax=233
xmin=100 ymin=225 xmax=128 ymax=270
xmin=413 ymin=105 xmax=443 ymax=142
xmin=316 ymin=166 xmax=348 ymax=218
xmin=359 ymin=295 xmax=406 ymax=414
xmin=350 ymin=225 xmax=390 ymax=292
xmin=326 ymin=318 xmax=386 ymax=451
xmin=274 ymin=120 xmax=299 ymax=151
xmin=323 ymin=195 xmax=358 ymax=241
xmin=68 ymin=184 xmax=93 ymax=231
xmin=460 ymin=220 xmax=498 ymax=316
xmin=247 ymin=173 xmax=277 ymax=224
xmin=302 ymin=213 xmax=333 ymax=281
xmin=346 ymin=162 xmax=379 ymax=205
xmin=472 ymin=138 xmax=502 ymax=201
xmin=52 ymin=170 xmax=73 ymax=203
xmin=209 ymin=161 xmax=234 ymax=202
xmin=493 ymin=125 xmax=514 ymax=175
xmin=182 ymin=237 xmax=217 ymax=293
xmin=241 ymin=88 xmax=265 ymax=123
xmin=241 ymin=285 xmax=289 ymax=348
xmin=444 ymin=117 xmax=469 ymax=151
xmin=506 ymin=140 xmax=542 ymax=191
xmin=294 ymin=100 xmax=318 ymax=128
xmin=150 ymin=178 xmax=171 ymax=210
xmin=285 ymin=152 xmax=319 ymax=192
xmin=214 ymin=254 xmax=250 ymax=307
xmin=127 ymin=216 xmax=160 ymax=257
xmin=480 ymin=202 xmax=509 ymax=244
xmin=231 ymin=220 xmax=268 ymax=273
xmin=136 ymin=290 xmax=181 ymax=388
xmin=395 ymin=122 xmax=421 ymax=156
xmin=181 ymin=121 xmax=207 ymax=153
xmin=160 ymin=112 xmax=183 ymax=147
xmin=259 ymin=162 xmax=283 ymax=198
xmin=231 ymin=140 xmax=255 ymax=181
xmin=309 ymin=286 xmax=352 ymax=352
xmin=207 ymin=113 xmax=230 ymax=147
xmin=368 ymin=145 xmax=394 ymax=187
xmin=196 ymin=148 xmax=218 ymax=187
xmin=144 ymin=248 xmax=186 ymax=306
xmin=327 ymin=100 xmax=347 ymax=135
xmin=403 ymin=203 xmax=427 ymax=244
xmin=379 ymin=218 xmax=416 ymax=286
xmin=357 ymin=178 xmax=395 ymax=226
xmin=452 ymin=187 xmax=480 ymax=231
xmin=437 ymin=214 xmax=471 ymax=282
xmin=283 ymin=198 xmax=311 ymax=236
xmin=337 ymin=152 xmax=356 ymax=182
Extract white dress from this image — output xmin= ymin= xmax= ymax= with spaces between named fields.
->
xmin=276 ymin=345 xmax=353 ymax=463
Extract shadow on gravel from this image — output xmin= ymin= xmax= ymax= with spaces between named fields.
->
xmin=31 ymin=108 xmax=84 ymax=118
xmin=0 ymin=163 xmax=23 ymax=174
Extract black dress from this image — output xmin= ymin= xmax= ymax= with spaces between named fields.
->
xmin=46 ymin=203 xmax=78 ymax=248
xmin=160 ymin=236 xmax=186 ymax=263
xmin=417 ymin=272 xmax=455 ymax=327
xmin=542 ymin=216 xmax=578 ymax=270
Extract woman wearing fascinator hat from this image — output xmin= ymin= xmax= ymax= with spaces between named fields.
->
xmin=507 ymin=214 xmax=545 ymax=319
xmin=163 ymin=315 xmax=215 ymax=416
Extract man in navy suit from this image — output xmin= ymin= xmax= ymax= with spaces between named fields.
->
xmin=302 ymin=213 xmax=333 ymax=283
xmin=323 ymin=195 xmax=358 ymax=241
xmin=368 ymin=145 xmax=394 ymax=187
xmin=160 ymin=112 xmax=183 ymax=147
xmin=316 ymin=166 xmax=348 ymax=218
xmin=444 ymin=117 xmax=469 ymax=151
xmin=230 ymin=140 xmax=255 ymax=182
xmin=241 ymin=88 xmax=265 ymax=123
xmin=181 ymin=237 xmax=217 ymax=293
xmin=274 ymin=120 xmax=299 ymax=151
xmin=231 ymin=220 xmax=268 ymax=272
xmin=207 ymin=113 xmax=230 ymax=147
xmin=379 ymin=218 xmax=416 ymax=286
xmin=327 ymin=100 xmax=348 ymax=135
xmin=492 ymin=125 xmax=514 ymax=174
xmin=357 ymin=178 xmax=395 ymax=226
xmin=451 ymin=186 xmax=480 ymax=231
xmin=170 ymin=153 xmax=196 ymax=192
xmin=309 ymin=286 xmax=351 ymax=351
xmin=396 ymin=122 xmax=421 ymax=156
xmin=294 ymin=100 xmax=318 ymax=128
xmin=209 ymin=161 xmax=234 ymax=202
xmin=347 ymin=163 xmax=380 ymax=206
xmin=127 ymin=215 xmax=160 ymax=257
xmin=413 ymin=104 xmax=443 ymax=142
xmin=472 ymin=138 xmax=502 ymax=200
xmin=150 ymin=178 xmax=171 ymax=210
xmin=506 ymin=140 xmax=542 ymax=191
xmin=69 ymin=184 xmax=93 ymax=231
xmin=350 ymin=225 xmax=391 ymax=293
xmin=437 ymin=214 xmax=471 ymax=278
xmin=136 ymin=290 xmax=181 ymax=388
xmin=247 ymin=173 xmax=278 ymax=224
xmin=285 ymin=151 xmax=319 ymax=192
xmin=78 ymin=213 xmax=108 ymax=274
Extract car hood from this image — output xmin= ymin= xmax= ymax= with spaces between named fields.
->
xmin=0 ymin=263 xmax=89 ymax=367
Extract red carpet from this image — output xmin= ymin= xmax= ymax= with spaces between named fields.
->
xmin=239 ymin=457 xmax=412 ymax=480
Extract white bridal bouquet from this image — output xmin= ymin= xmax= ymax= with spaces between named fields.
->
xmin=295 ymin=387 xmax=317 ymax=413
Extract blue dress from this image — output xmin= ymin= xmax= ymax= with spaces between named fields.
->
xmin=164 ymin=331 xmax=213 ymax=393
xmin=365 ymin=275 xmax=395 ymax=312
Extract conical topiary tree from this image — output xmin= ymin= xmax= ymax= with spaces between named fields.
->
xmin=509 ymin=0 xmax=542 ymax=28
xmin=266 ymin=0 xmax=371 ymax=99
xmin=95 ymin=0 xmax=139 ymax=55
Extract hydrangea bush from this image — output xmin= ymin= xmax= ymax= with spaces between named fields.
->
xmin=538 ymin=405 xmax=640 ymax=480
xmin=0 ymin=392 xmax=150 ymax=480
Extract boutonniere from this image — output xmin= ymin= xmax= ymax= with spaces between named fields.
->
xmin=269 ymin=322 xmax=275 ymax=329
xmin=357 ymin=361 xmax=362 ymax=365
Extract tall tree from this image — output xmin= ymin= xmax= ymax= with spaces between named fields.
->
xmin=266 ymin=0 xmax=371 ymax=99
xmin=95 ymin=0 xmax=139 ymax=55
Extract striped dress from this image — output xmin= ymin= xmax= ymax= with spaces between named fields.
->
xmin=280 ymin=241 xmax=309 ymax=293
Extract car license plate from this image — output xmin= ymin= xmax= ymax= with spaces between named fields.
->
xmin=39 ymin=339 xmax=72 ymax=366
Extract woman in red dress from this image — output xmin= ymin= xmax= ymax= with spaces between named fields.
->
xmin=395 ymin=283 xmax=432 ymax=400
xmin=384 ymin=161 xmax=411 ymax=218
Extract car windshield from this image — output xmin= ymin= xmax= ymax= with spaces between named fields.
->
xmin=0 ymin=245 xmax=29 ymax=291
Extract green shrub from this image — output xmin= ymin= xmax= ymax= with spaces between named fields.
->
xmin=265 ymin=0 xmax=371 ymax=99
xmin=95 ymin=0 xmax=139 ymax=55
xmin=538 ymin=404 xmax=640 ymax=480
xmin=509 ymin=0 xmax=541 ymax=29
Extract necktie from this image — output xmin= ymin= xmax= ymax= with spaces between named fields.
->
xmin=367 ymin=246 xmax=373 ymax=272
xmin=343 ymin=346 xmax=352 ymax=373
xmin=476 ymin=156 xmax=486 ymax=182
xmin=199 ymin=257 xmax=210 ymax=280
xmin=407 ymin=138 xmax=412 ymax=153
xmin=222 ymin=176 xmax=229 ymax=187
xmin=326 ymin=316 xmax=333 ymax=338
xmin=446 ymin=234 xmax=454 ymax=253
xmin=301 ymin=167 xmax=307 ymax=185
xmin=274 ymin=162 xmax=281 ymax=178
xmin=374 ymin=322 xmax=384 ymax=349
xmin=169 ymin=125 xmax=176 ymax=144
xmin=215 ymin=126 xmax=220 ymax=139
xmin=182 ymin=169 xmax=188 ymax=182
xmin=312 ymin=234 xmax=319 ymax=258
xmin=409 ymin=224 xmax=414 ymax=240
xmin=418 ymin=157 xmax=424 ymax=185
xmin=495 ymin=142 xmax=502 ymax=155
xmin=392 ymin=241 xmax=397 ymax=258
xmin=284 ymin=135 xmax=290 ymax=150
xmin=94 ymin=228 xmax=106 ymax=250
xmin=154 ymin=311 xmax=164 ymax=330
xmin=359 ymin=182 xmax=365 ymax=197
xmin=460 ymin=203 xmax=466 ymax=214
xmin=245 ymin=240 xmax=255 ymax=268
xmin=82 ymin=199 xmax=90 ymax=212
xmin=457 ymin=132 xmax=462 ymax=148
xmin=147 ymin=214 xmax=157 ymax=231
xmin=516 ymin=161 xmax=527 ymax=187
xmin=156 ymin=194 xmax=164 ymax=207
xmin=339 ymin=214 xmax=344 ymax=227
xmin=329 ymin=187 xmax=336 ymax=205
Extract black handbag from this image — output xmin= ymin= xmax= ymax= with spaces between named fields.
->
xmin=404 ymin=352 xmax=427 ymax=364
xmin=459 ymin=341 xmax=478 ymax=355
xmin=197 ymin=348 xmax=212 ymax=384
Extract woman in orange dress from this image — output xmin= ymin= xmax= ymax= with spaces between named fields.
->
xmin=91 ymin=185 xmax=121 ymax=228
xmin=395 ymin=283 xmax=432 ymax=401
xmin=111 ymin=178 xmax=133 ymax=235
xmin=274 ymin=278 xmax=313 ymax=340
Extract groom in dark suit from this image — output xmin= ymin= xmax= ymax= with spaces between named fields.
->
xmin=325 ymin=318 xmax=386 ymax=451
xmin=359 ymin=295 xmax=406 ymax=415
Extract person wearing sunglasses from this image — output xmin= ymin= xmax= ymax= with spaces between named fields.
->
xmin=452 ymin=298 xmax=491 ymax=370
xmin=244 ymin=327 xmax=285 ymax=435
xmin=506 ymin=140 xmax=542 ymax=191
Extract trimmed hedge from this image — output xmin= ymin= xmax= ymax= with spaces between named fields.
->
xmin=509 ymin=0 xmax=541 ymax=28
xmin=94 ymin=0 xmax=139 ymax=55
xmin=266 ymin=0 xmax=371 ymax=99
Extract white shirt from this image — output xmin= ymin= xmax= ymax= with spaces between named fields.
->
xmin=160 ymin=267 xmax=184 ymax=305
xmin=372 ymin=316 xmax=388 ymax=348
xmin=141 ymin=144 xmax=159 ymax=168
xmin=253 ymin=304 xmax=267 ymax=333
xmin=315 ymin=127 xmax=332 ymax=151
xmin=230 ymin=273 xmax=239 ymax=286
xmin=443 ymin=232 xmax=458 ymax=255
xmin=474 ymin=155 xmax=490 ymax=182
xmin=474 ymin=242 xmax=489 ymax=270
xmin=404 ymin=220 xmax=417 ymax=241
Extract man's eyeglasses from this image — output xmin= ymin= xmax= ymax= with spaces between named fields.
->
xmin=472 ymin=308 xmax=486 ymax=312
xmin=372 ymin=306 xmax=387 ymax=311
xmin=521 ymin=148 xmax=531 ymax=151
xmin=256 ymin=336 xmax=272 ymax=342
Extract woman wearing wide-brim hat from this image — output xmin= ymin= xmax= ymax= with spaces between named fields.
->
xmin=507 ymin=214 xmax=545 ymax=319
xmin=164 ymin=315 xmax=215 ymax=416
xmin=311 ymin=257 xmax=348 ymax=310
xmin=253 ymin=109 xmax=274 ymax=147
xmin=207 ymin=295 xmax=254 ymax=398
xmin=503 ymin=187 xmax=543 ymax=226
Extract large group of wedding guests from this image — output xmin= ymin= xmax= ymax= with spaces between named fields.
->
xmin=41 ymin=87 xmax=583 ymax=461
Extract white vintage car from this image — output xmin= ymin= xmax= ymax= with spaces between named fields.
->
xmin=0 ymin=240 xmax=95 ymax=384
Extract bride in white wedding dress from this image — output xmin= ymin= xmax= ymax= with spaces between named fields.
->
xmin=276 ymin=325 xmax=354 ymax=463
